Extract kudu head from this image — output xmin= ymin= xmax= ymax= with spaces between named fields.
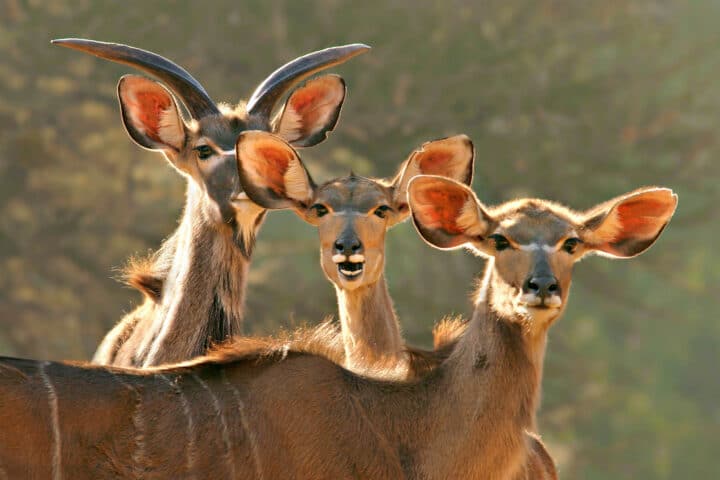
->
xmin=52 ymin=38 xmax=369 ymax=257
xmin=409 ymin=176 xmax=677 ymax=329
xmin=235 ymin=132 xmax=474 ymax=291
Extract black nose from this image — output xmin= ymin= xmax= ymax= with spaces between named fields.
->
xmin=523 ymin=276 xmax=560 ymax=298
xmin=334 ymin=235 xmax=362 ymax=256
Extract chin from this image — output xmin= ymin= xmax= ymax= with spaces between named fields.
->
xmin=336 ymin=276 xmax=364 ymax=291
xmin=527 ymin=305 xmax=563 ymax=325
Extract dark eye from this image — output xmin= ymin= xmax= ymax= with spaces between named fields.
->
xmin=489 ymin=234 xmax=511 ymax=251
xmin=311 ymin=204 xmax=329 ymax=218
xmin=195 ymin=145 xmax=214 ymax=160
xmin=562 ymin=238 xmax=582 ymax=254
xmin=373 ymin=205 xmax=392 ymax=219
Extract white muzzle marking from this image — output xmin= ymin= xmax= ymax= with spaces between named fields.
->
xmin=520 ymin=293 xmax=562 ymax=308
xmin=544 ymin=295 xmax=562 ymax=308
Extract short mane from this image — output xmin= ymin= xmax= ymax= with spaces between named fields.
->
xmin=156 ymin=316 xmax=469 ymax=380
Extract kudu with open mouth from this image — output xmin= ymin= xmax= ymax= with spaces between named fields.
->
xmin=0 ymin=173 xmax=674 ymax=478
xmin=52 ymin=38 xmax=369 ymax=367
xmin=235 ymin=131 xmax=473 ymax=377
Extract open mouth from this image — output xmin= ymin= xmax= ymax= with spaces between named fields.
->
xmin=333 ymin=254 xmax=365 ymax=281
xmin=338 ymin=261 xmax=364 ymax=279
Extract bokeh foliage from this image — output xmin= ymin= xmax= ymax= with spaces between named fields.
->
xmin=0 ymin=0 xmax=718 ymax=477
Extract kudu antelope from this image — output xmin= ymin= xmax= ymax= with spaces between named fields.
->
xmin=235 ymin=131 xmax=473 ymax=376
xmin=0 ymin=176 xmax=675 ymax=479
xmin=52 ymin=38 xmax=369 ymax=367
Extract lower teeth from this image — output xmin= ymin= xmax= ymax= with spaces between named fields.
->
xmin=340 ymin=269 xmax=362 ymax=276
xmin=339 ymin=264 xmax=363 ymax=277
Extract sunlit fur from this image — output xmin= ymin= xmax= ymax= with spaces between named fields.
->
xmin=0 ymin=313 xmax=554 ymax=479
xmin=408 ymin=175 xmax=676 ymax=469
xmin=94 ymin=74 xmax=347 ymax=367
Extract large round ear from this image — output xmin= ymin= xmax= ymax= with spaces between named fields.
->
xmin=272 ymin=74 xmax=346 ymax=148
xmin=117 ymin=75 xmax=186 ymax=153
xmin=408 ymin=175 xmax=491 ymax=250
xmin=236 ymin=131 xmax=316 ymax=210
xmin=580 ymin=187 xmax=678 ymax=258
xmin=392 ymin=135 xmax=474 ymax=219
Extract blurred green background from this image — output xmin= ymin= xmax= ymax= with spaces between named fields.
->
xmin=1 ymin=0 xmax=718 ymax=477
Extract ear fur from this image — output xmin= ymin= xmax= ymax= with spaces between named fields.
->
xmin=117 ymin=75 xmax=186 ymax=152
xmin=408 ymin=175 xmax=490 ymax=250
xmin=581 ymin=187 xmax=677 ymax=258
xmin=236 ymin=131 xmax=315 ymax=210
xmin=273 ymin=74 xmax=346 ymax=148
xmin=392 ymin=135 xmax=475 ymax=218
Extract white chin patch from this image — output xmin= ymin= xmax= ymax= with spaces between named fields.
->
xmin=520 ymin=293 xmax=543 ymax=307
xmin=544 ymin=295 xmax=562 ymax=308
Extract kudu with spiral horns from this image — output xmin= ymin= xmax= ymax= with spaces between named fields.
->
xmin=52 ymin=38 xmax=369 ymax=367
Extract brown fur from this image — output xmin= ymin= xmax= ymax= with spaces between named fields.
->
xmin=94 ymin=190 xmax=257 ymax=367
xmin=122 ymin=254 xmax=168 ymax=302
xmin=431 ymin=315 xmax=468 ymax=350
xmin=0 ymin=257 xmax=556 ymax=479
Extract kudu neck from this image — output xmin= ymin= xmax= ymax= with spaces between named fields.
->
xmin=451 ymin=258 xmax=547 ymax=414
xmin=140 ymin=183 xmax=251 ymax=366
xmin=424 ymin=259 xmax=548 ymax=474
xmin=335 ymin=273 xmax=405 ymax=375
xmin=176 ymin=183 xmax=251 ymax=314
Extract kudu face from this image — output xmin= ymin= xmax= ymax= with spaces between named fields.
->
xmin=310 ymin=176 xmax=395 ymax=289
xmin=234 ymin=132 xmax=474 ymax=291
xmin=53 ymin=39 xmax=369 ymax=256
xmin=409 ymin=176 xmax=678 ymax=328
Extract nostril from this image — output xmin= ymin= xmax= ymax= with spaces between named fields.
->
xmin=527 ymin=281 xmax=539 ymax=292
xmin=351 ymin=242 xmax=362 ymax=252
xmin=548 ymin=283 xmax=559 ymax=293
xmin=334 ymin=241 xmax=344 ymax=251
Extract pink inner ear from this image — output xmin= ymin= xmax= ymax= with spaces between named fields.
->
xmin=287 ymin=76 xmax=341 ymax=126
xmin=289 ymin=82 xmax=327 ymax=126
xmin=615 ymin=197 xmax=672 ymax=239
xmin=416 ymin=188 xmax=467 ymax=234
xmin=255 ymin=146 xmax=291 ymax=196
xmin=417 ymin=150 xmax=453 ymax=175
xmin=289 ymin=88 xmax=319 ymax=112
xmin=131 ymin=91 xmax=173 ymax=143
